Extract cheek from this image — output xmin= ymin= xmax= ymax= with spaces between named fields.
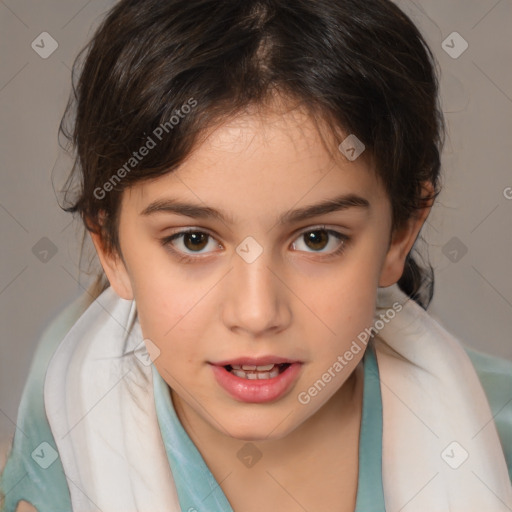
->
xmin=125 ymin=241 xmax=210 ymax=337
xmin=133 ymin=272 xmax=219 ymax=371
xmin=136 ymin=288 xmax=206 ymax=349
xmin=306 ymin=280 xmax=377 ymax=357
xmin=296 ymin=242 xmax=383 ymax=354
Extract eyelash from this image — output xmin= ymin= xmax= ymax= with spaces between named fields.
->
xmin=160 ymin=226 xmax=351 ymax=264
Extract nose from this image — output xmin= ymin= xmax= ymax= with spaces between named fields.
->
xmin=221 ymin=249 xmax=292 ymax=338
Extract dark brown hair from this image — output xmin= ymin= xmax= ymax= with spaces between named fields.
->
xmin=59 ymin=0 xmax=445 ymax=309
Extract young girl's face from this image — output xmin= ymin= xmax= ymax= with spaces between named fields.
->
xmin=93 ymin=101 xmax=426 ymax=440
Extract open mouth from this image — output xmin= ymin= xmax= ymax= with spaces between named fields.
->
xmin=224 ymin=363 xmax=291 ymax=380
xmin=211 ymin=360 xmax=302 ymax=402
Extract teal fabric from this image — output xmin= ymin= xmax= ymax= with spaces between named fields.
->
xmin=0 ymin=294 xmax=89 ymax=512
xmin=466 ymin=347 xmax=512 ymax=482
xmin=1 ymin=293 xmax=511 ymax=511
xmin=152 ymin=364 xmax=235 ymax=511
xmin=151 ymin=344 xmax=385 ymax=512
xmin=354 ymin=344 xmax=385 ymax=511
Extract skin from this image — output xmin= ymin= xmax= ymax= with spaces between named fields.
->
xmin=14 ymin=503 xmax=36 ymax=512
xmin=89 ymin=100 xmax=432 ymax=511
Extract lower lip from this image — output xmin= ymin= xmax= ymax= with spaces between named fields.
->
xmin=210 ymin=363 xmax=302 ymax=403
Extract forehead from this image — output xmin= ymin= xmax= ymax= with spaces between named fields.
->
xmin=124 ymin=104 xmax=386 ymax=219
xmin=182 ymin=103 xmax=370 ymax=176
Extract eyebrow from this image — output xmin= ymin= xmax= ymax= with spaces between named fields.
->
xmin=140 ymin=193 xmax=371 ymax=225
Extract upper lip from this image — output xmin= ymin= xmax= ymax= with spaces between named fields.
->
xmin=211 ymin=356 xmax=300 ymax=367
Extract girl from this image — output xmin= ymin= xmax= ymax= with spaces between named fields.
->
xmin=2 ymin=0 xmax=512 ymax=510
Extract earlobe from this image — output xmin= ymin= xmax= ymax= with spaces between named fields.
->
xmin=89 ymin=231 xmax=134 ymax=300
xmin=379 ymin=185 xmax=434 ymax=288
xmin=378 ymin=221 xmax=417 ymax=287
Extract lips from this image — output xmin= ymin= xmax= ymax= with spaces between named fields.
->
xmin=209 ymin=356 xmax=302 ymax=403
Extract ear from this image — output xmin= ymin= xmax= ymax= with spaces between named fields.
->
xmin=378 ymin=183 xmax=434 ymax=287
xmin=89 ymin=230 xmax=134 ymax=300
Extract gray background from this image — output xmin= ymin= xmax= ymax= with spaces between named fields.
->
xmin=1 ymin=0 xmax=511 ymax=449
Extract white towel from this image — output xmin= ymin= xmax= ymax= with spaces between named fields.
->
xmin=44 ymin=284 xmax=512 ymax=511
xmin=375 ymin=285 xmax=512 ymax=511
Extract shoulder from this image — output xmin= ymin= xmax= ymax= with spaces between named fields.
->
xmin=465 ymin=346 xmax=512 ymax=482
xmin=0 ymin=291 xmax=94 ymax=512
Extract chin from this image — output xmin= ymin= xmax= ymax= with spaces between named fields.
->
xmin=218 ymin=410 xmax=301 ymax=442
xmin=229 ymin=427 xmax=288 ymax=442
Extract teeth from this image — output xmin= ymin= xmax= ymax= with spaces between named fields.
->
xmin=229 ymin=365 xmax=281 ymax=380
xmin=240 ymin=364 xmax=275 ymax=371
xmin=260 ymin=368 xmax=280 ymax=379
xmin=255 ymin=364 xmax=275 ymax=371
xmin=232 ymin=363 xmax=277 ymax=371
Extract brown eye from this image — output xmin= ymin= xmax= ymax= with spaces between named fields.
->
xmin=182 ymin=232 xmax=209 ymax=251
xmin=291 ymin=227 xmax=348 ymax=255
xmin=161 ymin=230 xmax=220 ymax=257
xmin=303 ymin=230 xmax=329 ymax=251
